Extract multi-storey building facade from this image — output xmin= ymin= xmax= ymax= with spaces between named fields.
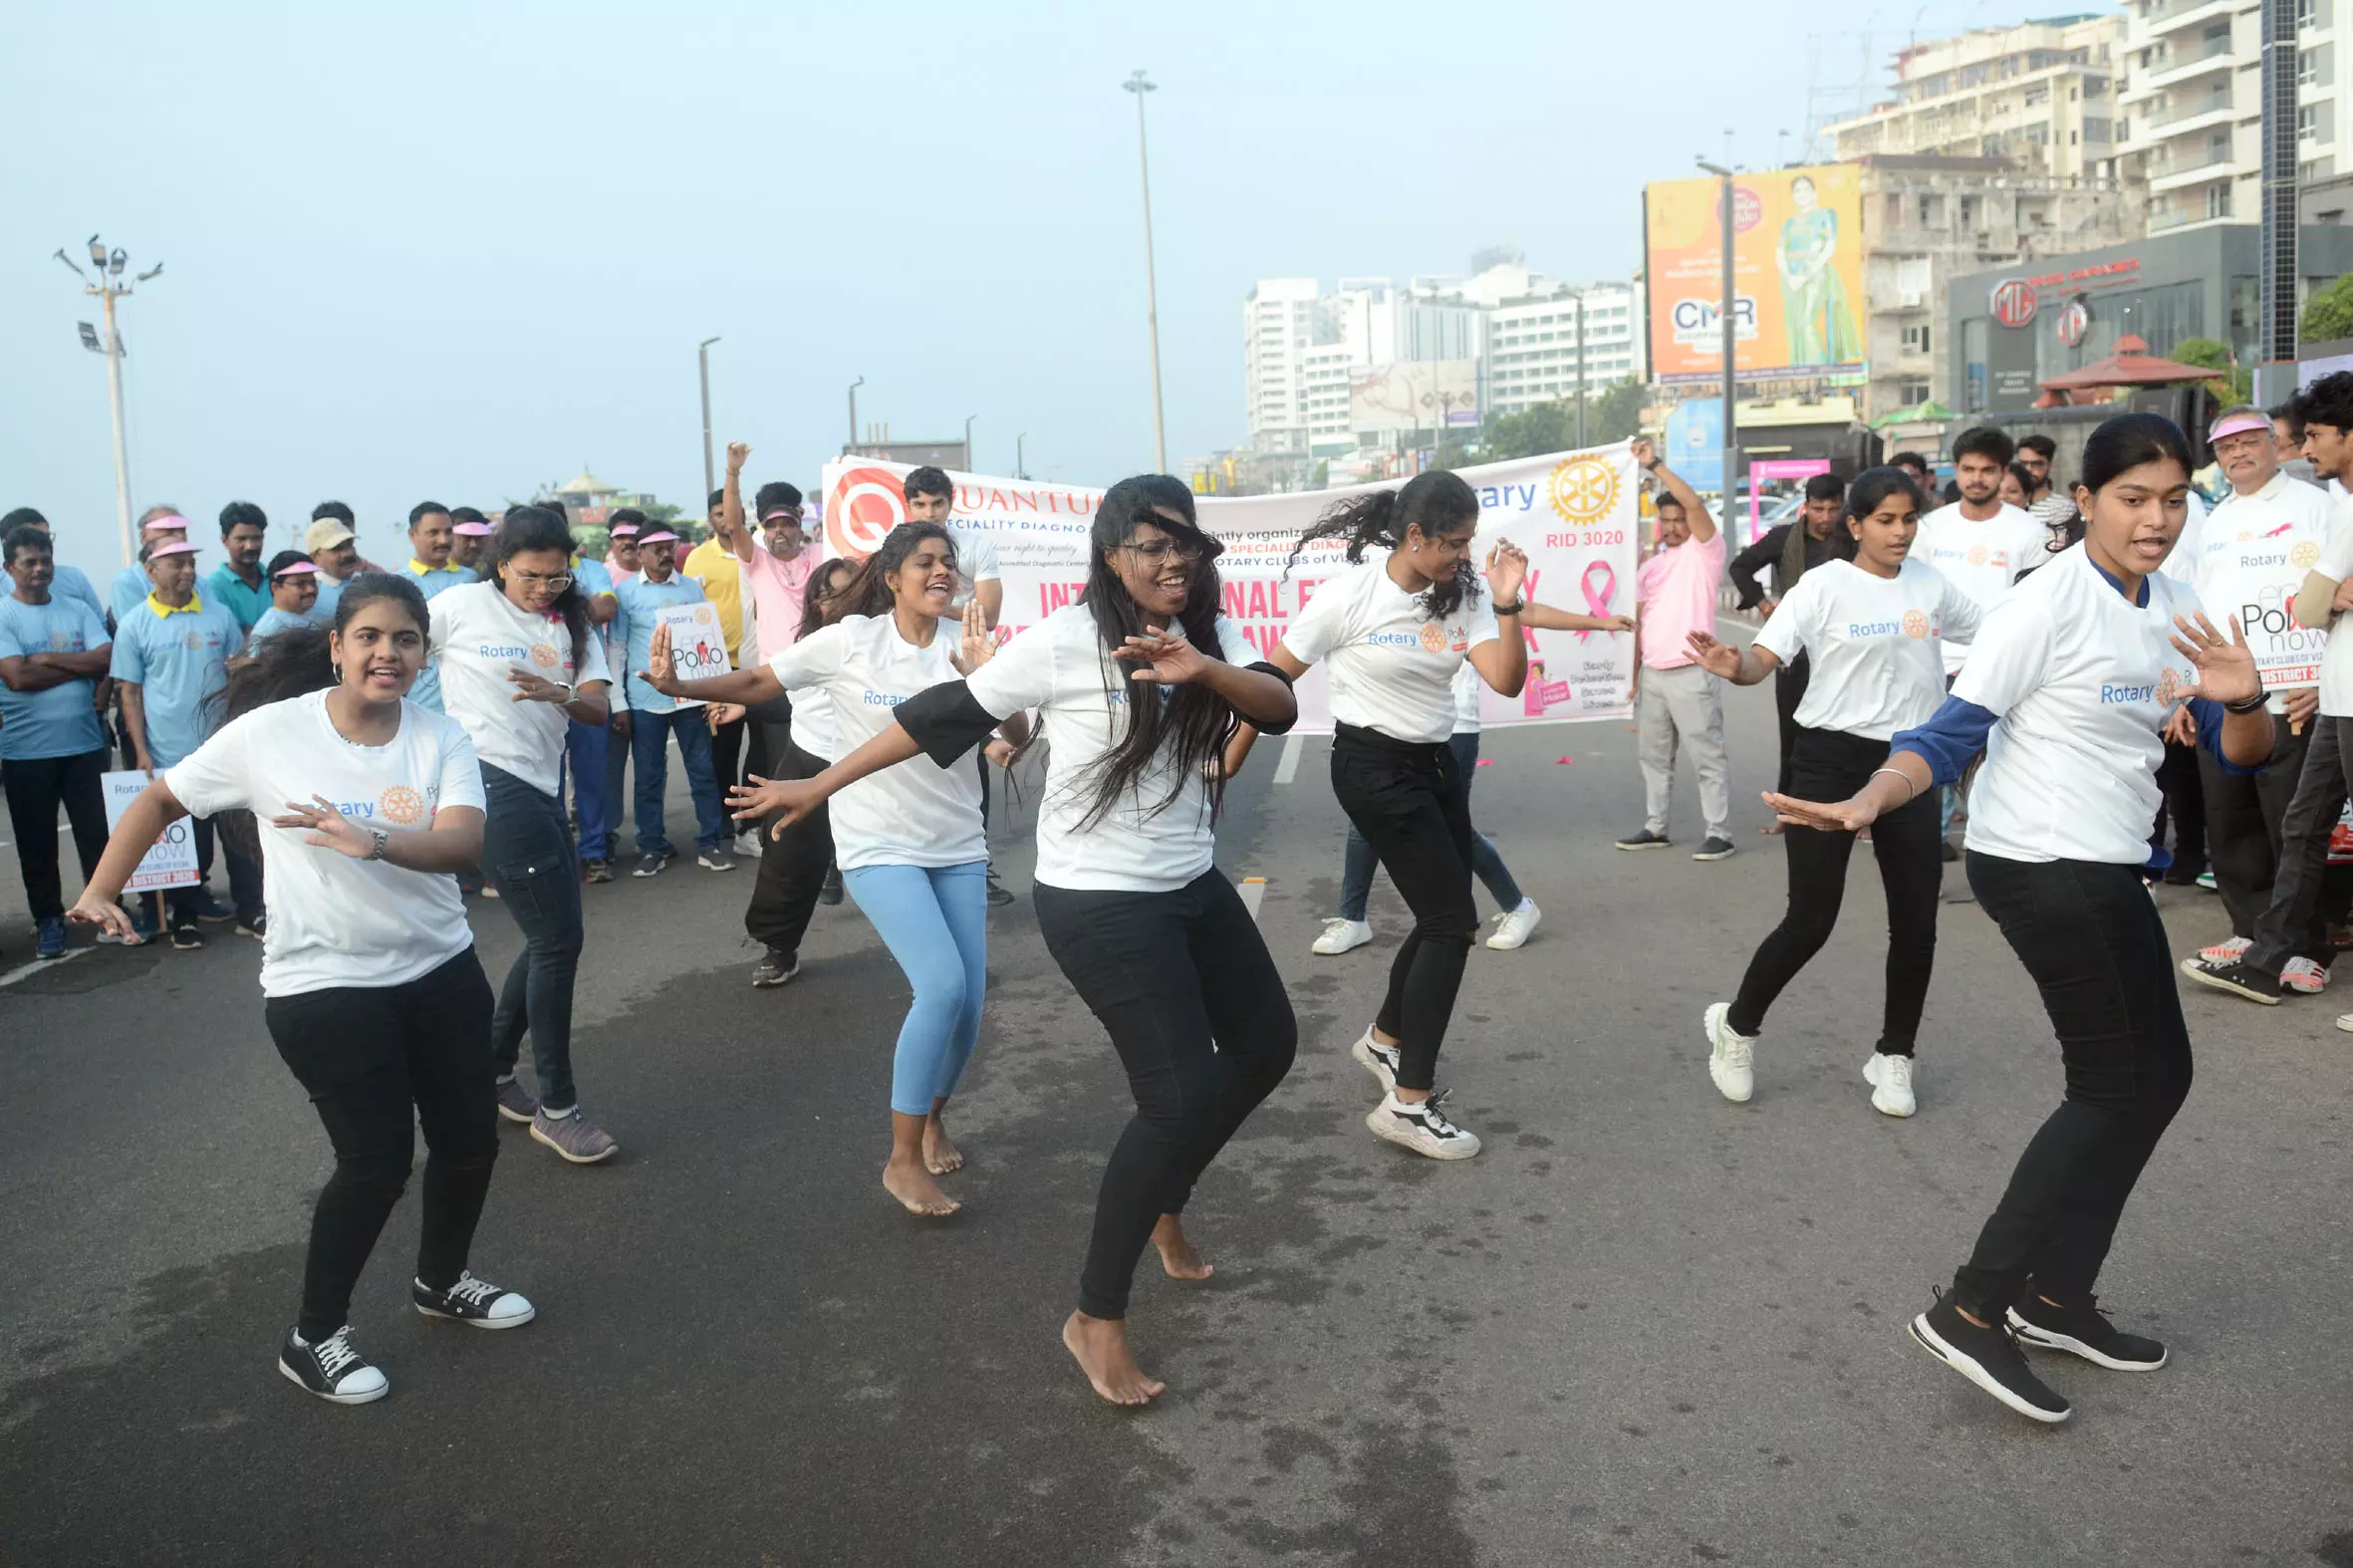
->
xmin=1827 ymin=15 xmax=2130 ymax=179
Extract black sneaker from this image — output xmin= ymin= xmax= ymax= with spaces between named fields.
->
xmin=752 ymin=947 xmax=801 ymax=988
xmin=278 ymin=1324 xmax=390 ymax=1405
xmin=582 ymin=858 xmax=614 ymax=885
xmin=1908 ymin=1293 xmax=2071 ymax=1424
xmin=183 ymin=888 xmax=235 ymax=923
xmin=235 ymin=911 xmax=266 ymax=940
xmin=412 ymin=1270 xmax=535 ymax=1329
xmin=632 ymin=851 xmax=674 ymax=879
xmin=1692 ymin=836 xmax=1737 ymax=862
xmin=984 ymin=867 xmax=1014 ymax=907
xmin=1614 ymin=828 xmax=1672 ymax=851
xmin=696 ymin=848 xmax=737 ymax=873
xmin=2006 ymin=1292 xmax=2167 ymax=1371
xmin=819 ymin=866 xmax=845 ymax=906
xmin=169 ymin=920 xmax=204 ymax=951
xmin=2179 ymin=957 xmax=2283 ymax=1005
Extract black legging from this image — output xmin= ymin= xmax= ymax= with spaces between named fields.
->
xmin=1728 ymin=726 xmax=1941 ymax=1054
xmin=1035 ymin=870 xmax=1296 ymax=1321
xmin=1773 ymin=653 xmax=1810 ymax=797
xmin=262 ymin=949 xmax=500 ymax=1342
xmin=743 ymin=733 xmax=836 ymax=956
xmin=1329 ymin=723 xmax=1474 ymax=1093
xmin=1949 ymin=853 xmax=2195 ymax=1316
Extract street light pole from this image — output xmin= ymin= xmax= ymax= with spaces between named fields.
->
xmin=58 ymin=236 xmax=154 ymax=567
xmin=1574 ymin=286 xmax=1589 ymax=449
xmin=1017 ymin=433 xmax=1028 ymax=479
xmin=847 ymin=376 xmax=865 ymax=452
xmin=1124 ymin=70 xmax=1169 ymax=473
xmin=964 ymin=413 xmax=977 ymax=473
xmin=1698 ymin=159 xmax=1741 ymax=517
xmin=697 ymin=337 xmax=721 ymax=501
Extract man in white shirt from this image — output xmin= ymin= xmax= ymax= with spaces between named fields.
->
xmin=2163 ymin=405 xmax=2331 ymax=978
xmin=1913 ymin=426 xmax=2046 ymax=849
xmin=903 ymin=465 xmax=1013 ymax=906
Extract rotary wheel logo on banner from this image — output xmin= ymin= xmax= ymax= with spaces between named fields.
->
xmin=827 ymin=466 xmax=911 ymax=562
xmin=1546 ymin=456 xmax=1620 ymax=525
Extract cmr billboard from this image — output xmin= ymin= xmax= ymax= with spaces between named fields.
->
xmin=1644 ymin=162 xmax=1866 ymax=386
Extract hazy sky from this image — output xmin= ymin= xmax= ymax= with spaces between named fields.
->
xmin=2 ymin=0 xmax=2048 ymax=578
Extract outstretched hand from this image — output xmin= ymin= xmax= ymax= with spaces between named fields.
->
xmin=272 ymin=796 xmax=379 ymax=859
xmin=1685 ymin=631 xmax=1741 ymax=680
xmin=728 ymin=774 xmax=824 ymax=839
xmin=2170 ymin=613 xmax=2259 ymax=706
xmin=949 ymin=597 xmax=998 ymax=675
xmin=645 ymin=623 xmax=677 ymax=693
xmin=1118 ymin=626 xmax=1208 ymax=685
xmin=1758 ymin=789 xmax=1880 ymax=835
xmin=1483 ymin=540 xmax=1528 ymax=604
xmin=66 ymin=890 xmax=138 ymax=943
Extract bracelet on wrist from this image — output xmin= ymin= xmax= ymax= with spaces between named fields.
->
xmin=2223 ymin=688 xmax=2269 ymax=713
xmin=1492 ymin=600 xmax=1524 ymax=616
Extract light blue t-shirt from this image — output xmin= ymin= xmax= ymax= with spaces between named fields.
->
xmin=247 ymin=604 xmax=321 ymax=651
xmin=53 ymin=564 xmax=106 ymax=624
xmin=205 ymin=564 xmax=273 ymax=632
xmin=401 ymin=562 xmax=479 ymax=712
xmin=108 ymin=593 xmax=243 ymax=768
xmin=110 ymin=564 xmax=153 ymax=622
xmin=610 ymin=571 xmax=707 ymax=714
xmin=0 ymin=595 xmax=111 ymax=761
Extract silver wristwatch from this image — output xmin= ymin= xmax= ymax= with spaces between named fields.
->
xmin=366 ymin=827 xmax=390 ymax=861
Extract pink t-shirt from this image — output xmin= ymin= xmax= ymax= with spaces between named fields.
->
xmin=744 ymin=546 xmax=816 ymax=664
xmin=1635 ymin=530 xmax=1725 ymax=671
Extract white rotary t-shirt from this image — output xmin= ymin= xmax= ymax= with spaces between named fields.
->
xmin=1952 ymin=545 xmax=2211 ymax=866
xmin=1752 ymin=558 xmax=1982 ymax=741
xmin=1914 ymin=501 xmax=2045 ymax=674
xmin=1278 ymin=558 xmax=1501 ymax=744
xmin=962 ymin=604 xmax=1261 ymax=893
xmin=765 ymin=615 xmax=984 ymax=871
xmin=165 ymin=689 xmax=486 ymax=996
xmin=2315 ymin=493 xmax=2353 ymax=717
xmin=428 ymin=583 xmax=611 ymax=797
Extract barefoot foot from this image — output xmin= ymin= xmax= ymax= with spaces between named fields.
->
xmin=1152 ymin=1213 xmax=1212 ymax=1281
xmin=883 ymin=1157 xmax=961 ymax=1217
xmin=1062 ymin=1311 xmax=1167 ymax=1406
xmin=923 ymin=1118 xmax=963 ymax=1176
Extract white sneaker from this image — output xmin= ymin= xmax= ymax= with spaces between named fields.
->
xmin=1863 ymin=1051 xmax=1917 ymax=1117
xmin=2336 ymin=1012 xmax=2353 ymax=1033
xmin=2281 ymin=956 xmax=2330 ymax=994
xmin=1350 ymin=1026 xmax=1401 ymax=1094
xmin=1312 ymin=917 xmax=1373 ymax=956
xmin=734 ymin=830 xmax=762 ymax=858
xmin=1365 ymin=1090 xmax=1481 ymax=1160
xmin=1703 ymin=1002 xmax=1754 ymax=1103
xmin=2197 ymin=934 xmax=2252 ymax=964
xmin=1484 ymin=899 xmax=1541 ymax=951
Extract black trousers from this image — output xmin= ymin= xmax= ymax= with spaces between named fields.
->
xmin=711 ymin=714 xmax=747 ymax=796
xmin=743 ymin=734 xmax=836 ymax=956
xmin=1727 ymin=727 xmax=1941 ymax=1054
xmin=1950 ymin=854 xmax=2194 ymax=1317
xmin=1035 ymin=870 xmax=1296 ymax=1321
xmin=2245 ymin=713 xmax=2353 ymax=976
xmin=1 ymin=746 xmax=109 ymax=920
xmin=262 ymin=949 xmax=500 ymax=1341
xmin=2152 ymin=739 xmax=2207 ymax=879
xmin=1773 ymin=653 xmax=1811 ymax=796
xmin=1329 ymin=723 xmax=1475 ymax=1092
xmin=2198 ymin=713 xmax=2306 ymax=938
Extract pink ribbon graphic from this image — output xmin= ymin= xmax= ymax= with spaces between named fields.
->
xmin=1576 ymin=560 xmax=1618 ymax=643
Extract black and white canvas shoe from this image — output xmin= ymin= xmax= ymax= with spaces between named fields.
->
xmin=412 ymin=1271 xmax=536 ymax=1329
xmin=2007 ymin=1292 xmax=2167 ymax=1371
xmin=1909 ymin=1293 xmax=2070 ymax=1424
xmin=1366 ymin=1090 xmax=1481 ymax=1161
xmin=279 ymin=1325 xmax=390 ymax=1405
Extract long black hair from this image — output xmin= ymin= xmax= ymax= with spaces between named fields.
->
xmin=821 ymin=522 xmax=955 ymax=627
xmin=1838 ymin=466 xmax=1927 ymax=564
xmin=488 ymin=505 xmax=591 ymax=673
xmin=1062 ymin=475 xmax=1237 ymax=829
xmin=800 ymin=557 xmax=854 ymax=644
xmin=219 ymin=573 xmax=429 ymax=724
xmin=1284 ymin=469 xmax=1483 ymax=619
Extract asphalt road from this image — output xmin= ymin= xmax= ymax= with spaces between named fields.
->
xmin=4 ymin=673 xmax=2351 ymax=1567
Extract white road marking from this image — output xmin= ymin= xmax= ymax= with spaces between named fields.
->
xmin=1237 ymin=877 xmax=1267 ymax=920
xmin=0 ymin=947 xmax=90 ymax=989
xmin=1272 ymin=732 xmax=1304 ymax=786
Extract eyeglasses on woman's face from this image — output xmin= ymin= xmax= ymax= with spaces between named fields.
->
xmin=509 ymin=569 xmax=573 ymax=592
xmin=1120 ymin=537 xmax=1204 ymax=564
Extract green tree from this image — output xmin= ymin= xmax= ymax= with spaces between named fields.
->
xmin=2303 ymin=273 xmax=2353 ymax=344
xmin=1480 ymin=402 xmax=1574 ymax=461
xmin=1588 ymin=378 xmax=1645 ymax=444
xmin=2172 ymin=337 xmax=2251 ymax=402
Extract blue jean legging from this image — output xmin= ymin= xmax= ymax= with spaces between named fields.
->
xmin=841 ymin=860 xmax=988 ymax=1117
xmin=481 ymin=763 xmax=586 ymax=1113
xmin=1337 ymin=730 xmax=1522 ymax=922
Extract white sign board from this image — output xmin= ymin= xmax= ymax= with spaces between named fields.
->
xmin=656 ymin=603 xmax=731 ymax=710
xmin=101 ymin=770 xmax=200 ymax=891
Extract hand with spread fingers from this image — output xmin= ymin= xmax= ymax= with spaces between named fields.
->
xmin=273 ymin=795 xmax=378 ymax=858
xmin=1118 ymin=626 xmax=1207 ymax=685
xmin=2168 ymin=612 xmax=2259 ymax=706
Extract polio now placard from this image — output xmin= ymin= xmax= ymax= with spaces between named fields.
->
xmin=101 ymin=770 xmax=200 ymax=891
xmin=656 ymin=603 xmax=731 ymax=710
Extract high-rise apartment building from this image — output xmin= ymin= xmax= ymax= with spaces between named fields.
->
xmin=1827 ymin=15 xmax=2130 ymax=178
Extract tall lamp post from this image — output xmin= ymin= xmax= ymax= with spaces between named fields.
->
xmin=1123 ymin=70 xmax=1169 ymax=473
xmin=1697 ymin=159 xmax=1741 ymax=517
xmin=1016 ymin=432 xmax=1028 ymax=480
xmin=847 ymin=376 xmax=865 ymax=452
xmin=55 ymin=235 xmax=159 ymax=567
xmin=697 ymin=337 xmax=721 ymax=501
xmin=964 ymin=413 xmax=977 ymax=473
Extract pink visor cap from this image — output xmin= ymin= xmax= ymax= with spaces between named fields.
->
xmin=608 ymin=521 xmax=642 ymax=537
xmin=2211 ymin=410 xmax=2273 ymax=441
xmin=452 ymin=520 xmax=494 ymax=536
xmin=636 ymin=529 xmax=681 ymax=545
xmin=142 ymin=538 xmax=200 ymax=561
